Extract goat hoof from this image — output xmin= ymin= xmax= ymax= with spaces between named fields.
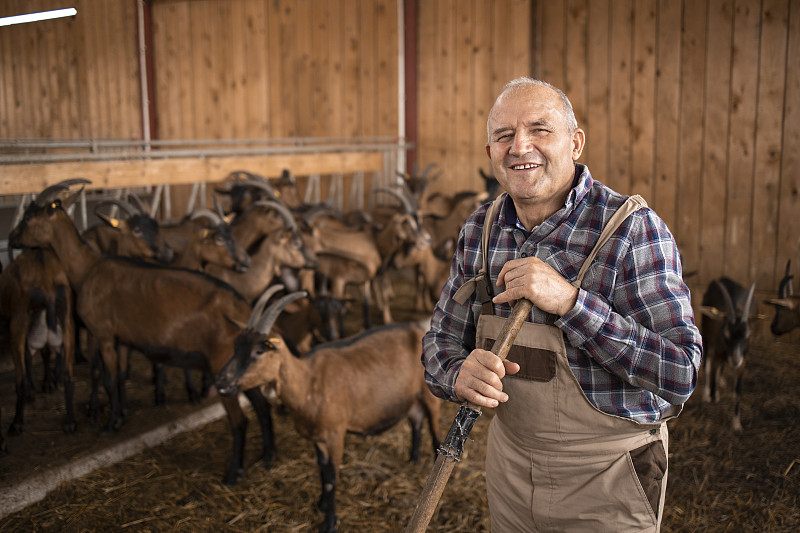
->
xmin=8 ymin=422 xmax=23 ymax=436
xmin=63 ymin=420 xmax=77 ymax=433
xmin=318 ymin=517 xmax=338 ymax=533
xmin=222 ymin=468 xmax=244 ymax=486
xmin=260 ymin=449 xmax=277 ymax=467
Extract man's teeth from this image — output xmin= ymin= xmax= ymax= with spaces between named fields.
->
xmin=512 ymin=163 xmax=540 ymax=170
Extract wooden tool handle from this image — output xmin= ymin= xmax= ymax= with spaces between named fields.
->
xmin=405 ymin=298 xmax=533 ymax=533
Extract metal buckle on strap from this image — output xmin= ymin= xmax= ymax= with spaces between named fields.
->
xmin=475 ymin=272 xmax=493 ymax=303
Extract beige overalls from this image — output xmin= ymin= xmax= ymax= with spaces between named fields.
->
xmin=455 ymin=194 xmax=681 ymax=533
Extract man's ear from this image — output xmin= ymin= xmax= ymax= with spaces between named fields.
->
xmin=572 ymin=128 xmax=586 ymax=160
xmin=485 ymin=143 xmax=491 ymax=159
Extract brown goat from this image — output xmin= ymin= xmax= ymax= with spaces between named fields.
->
xmin=0 ymin=248 xmax=76 ymax=445
xmin=205 ymin=202 xmax=312 ymax=303
xmin=9 ymin=181 xmax=277 ymax=484
xmin=82 ymin=199 xmax=174 ymax=263
xmin=215 ymin=294 xmax=441 ymax=533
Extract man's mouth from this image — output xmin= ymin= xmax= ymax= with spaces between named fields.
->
xmin=509 ymin=162 xmax=542 ymax=170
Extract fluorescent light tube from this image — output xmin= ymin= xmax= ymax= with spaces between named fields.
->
xmin=0 ymin=8 xmax=77 ymax=27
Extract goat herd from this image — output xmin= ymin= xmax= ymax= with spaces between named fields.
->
xmin=0 ymin=168 xmax=798 ymax=532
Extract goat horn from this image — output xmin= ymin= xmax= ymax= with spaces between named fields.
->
xmin=713 ymin=280 xmax=738 ymax=325
xmin=127 ymin=192 xmax=148 ymax=215
xmin=254 ymin=291 xmax=308 ymax=334
xmin=190 ymin=208 xmax=223 ymax=226
xmin=94 ymin=199 xmax=138 ymax=219
xmin=255 ymin=200 xmax=297 ymax=233
xmin=372 ymin=187 xmax=416 ymax=215
xmin=741 ymin=282 xmax=757 ymax=321
xmin=34 ymin=178 xmax=92 ymax=206
xmin=243 ymin=178 xmax=278 ymax=199
xmin=779 ymin=260 xmax=794 ymax=298
xmin=421 ymin=163 xmax=438 ymax=178
xmin=213 ymin=194 xmax=226 ymax=218
xmin=247 ymin=284 xmax=285 ymax=329
xmin=302 ymin=204 xmax=343 ymax=225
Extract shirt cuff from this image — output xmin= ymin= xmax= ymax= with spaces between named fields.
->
xmin=555 ymin=288 xmax=610 ymax=347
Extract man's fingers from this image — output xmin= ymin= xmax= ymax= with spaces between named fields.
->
xmin=455 ymin=349 xmax=511 ymax=408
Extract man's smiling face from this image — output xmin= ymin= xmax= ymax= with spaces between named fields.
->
xmin=485 ymin=84 xmax=584 ymax=227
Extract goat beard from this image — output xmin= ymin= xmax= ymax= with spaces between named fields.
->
xmin=260 ymin=380 xmax=280 ymax=401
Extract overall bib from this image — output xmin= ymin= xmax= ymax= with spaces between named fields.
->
xmin=456 ymin=194 xmax=680 ymax=533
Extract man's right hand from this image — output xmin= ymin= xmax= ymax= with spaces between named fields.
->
xmin=454 ymin=349 xmax=521 ymax=408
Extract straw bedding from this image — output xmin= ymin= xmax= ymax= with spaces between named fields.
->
xmin=1 ymin=271 xmax=798 ymax=532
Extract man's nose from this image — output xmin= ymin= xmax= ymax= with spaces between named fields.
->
xmin=509 ymin=131 xmax=533 ymax=156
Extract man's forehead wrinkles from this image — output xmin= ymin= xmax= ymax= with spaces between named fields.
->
xmin=491 ymin=118 xmax=553 ymax=135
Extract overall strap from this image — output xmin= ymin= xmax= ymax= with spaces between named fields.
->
xmin=572 ymin=194 xmax=648 ymax=288
xmin=453 ymin=193 xmax=506 ymax=314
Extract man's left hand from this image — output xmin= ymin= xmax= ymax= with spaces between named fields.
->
xmin=493 ymin=256 xmax=578 ymax=316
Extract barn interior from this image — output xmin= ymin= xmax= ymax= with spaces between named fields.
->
xmin=1 ymin=1 xmax=798 ymax=532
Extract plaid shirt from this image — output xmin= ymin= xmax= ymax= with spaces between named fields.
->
xmin=422 ymin=164 xmax=702 ymax=423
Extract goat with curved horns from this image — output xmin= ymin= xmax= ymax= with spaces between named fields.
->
xmin=9 ymin=180 xmax=279 ymax=484
xmin=698 ymin=277 xmax=758 ymax=433
xmin=216 ymin=291 xmax=441 ymax=533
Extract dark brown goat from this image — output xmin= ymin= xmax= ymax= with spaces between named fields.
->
xmin=82 ymin=199 xmax=174 ymax=263
xmin=9 ymin=181 xmax=276 ymax=484
xmin=215 ymin=293 xmax=441 ymax=533
xmin=698 ymin=278 xmax=757 ymax=433
xmin=0 ymin=248 xmax=76 ymax=447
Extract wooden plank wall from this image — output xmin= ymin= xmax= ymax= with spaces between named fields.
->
xmin=0 ymin=0 xmax=397 ymax=141
xmin=416 ymin=0 xmax=533 ymax=196
xmin=2 ymin=0 xmax=798 ymax=300
xmin=0 ymin=0 xmax=142 ymax=139
xmin=151 ymin=0 xmax=397 ymax=141
xmin=530 ymin=0 xmax=800 ymax=296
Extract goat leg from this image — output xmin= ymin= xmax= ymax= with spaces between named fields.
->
xmin=40 ymin=346 xmax=57 ymax=393
xmin=99 ymin=340 xmax=124 ymax=434
xmin=9 ymin=376 xmax=25 ymax=436
xmin=63 ymin=377 xmax=77 ymax=433
xmin=0 ymin=409 xmax=6 ymax=454
xmin=315 ymin=444 xmax=338 ymax=533
xmin=221 ymin=396 xmax=248 ymax=485
xmin=733 ymin=370 xmax=744 ymax=433
xmin=87 ymin=348 xmax=102 ymax=421
xmin=243 ymin=387 xmax=276 ymax=466
xmin=152 ymin=363 xmax=168 ymax=406
xmin=23 ymin=350 xmax=35 ymax=402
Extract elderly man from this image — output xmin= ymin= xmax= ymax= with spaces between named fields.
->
xmin=422 ymin=78 xmax=702 ymax=532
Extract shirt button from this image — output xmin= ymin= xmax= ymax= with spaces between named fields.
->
xmin=521 ymin=252 xmax=528 ymax=257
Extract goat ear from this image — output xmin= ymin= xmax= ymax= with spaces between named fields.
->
xmin=698 ymin=305 xmax=726 ymax=320
xmin=229 ymin=317 xmax=247 ymax=331
xmin=97 ymin=213 xmax=120 ymax=228
xmin=764 ymin=298 xmax=795 ymax=310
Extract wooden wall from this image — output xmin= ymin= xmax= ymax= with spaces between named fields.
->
xmin=415 ymin=0 xmax=533 ymax=195
xmin=0 ymin=0 xmax=142 ymax=139
xmin=151 ymin=0 xmax=397 ymax=140
xmin=1 ymin=0 xmax=798 ymax=298
xmin=0 ymin=0 xmax=398 ymax=141
xmin=535 ymin=0 xmax=800 ymax=297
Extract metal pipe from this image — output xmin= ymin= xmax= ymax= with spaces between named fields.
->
xmin=0 ymin=142 xmax=414 ymax=165
xmin=0 ymin=136 xmax=406 ymax=150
